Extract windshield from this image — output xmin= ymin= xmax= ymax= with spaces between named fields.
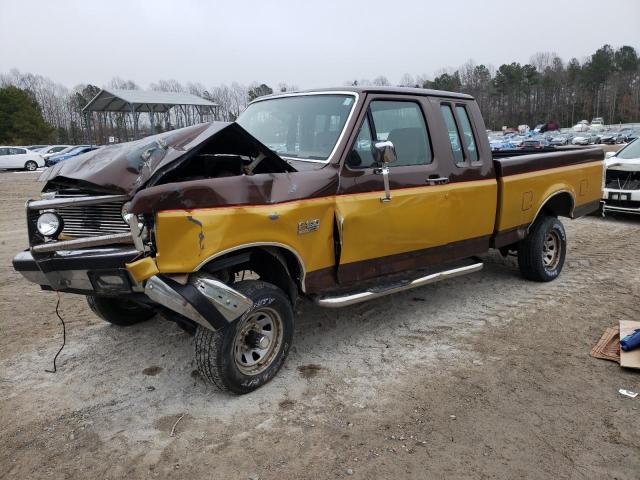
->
xmin=617 ymin=138 xmax=640 ymax=160
xmin=237 ymin=94 xmax=356 ymax=162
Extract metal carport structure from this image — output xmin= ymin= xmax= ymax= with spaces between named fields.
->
xmin=83 ymin=88 xmax=219 ymax=142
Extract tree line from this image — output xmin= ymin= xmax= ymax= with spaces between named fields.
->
xmin=348 ymin=45 xmax=640 ymax=130
xmin=0 ymin=44 xmax=638 ymax=144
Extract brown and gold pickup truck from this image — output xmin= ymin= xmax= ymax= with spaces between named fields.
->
xmin=13 ymin=87 xmax=603 ymax=393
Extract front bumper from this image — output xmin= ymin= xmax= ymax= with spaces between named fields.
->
xmin=602 ymin=187 xmax=640 ymax=215
xmin=13 ymin=247 xmax=253 ymax=331
xmin=13 ymin=247 xmax=141 ymax=294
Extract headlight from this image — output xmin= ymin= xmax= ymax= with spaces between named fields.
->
xmin=37 ymin=212 xmax=63 ymax=237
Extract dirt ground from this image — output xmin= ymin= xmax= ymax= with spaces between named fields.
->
xmin=1 ymin=170 xmax=639 ymax=480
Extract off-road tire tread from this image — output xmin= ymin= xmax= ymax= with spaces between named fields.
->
xmin=195 ymin=280 xmax=293 ymax=394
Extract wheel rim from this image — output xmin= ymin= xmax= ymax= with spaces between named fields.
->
xmin=233 ymin=307 xmax=283 ymax=375
xmin=26 ymin=162 xmax=36 ymax=171
xmin=542 ymin=230 xmax=561 ymax=270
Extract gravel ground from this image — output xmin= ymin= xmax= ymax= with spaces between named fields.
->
xmin=1 ymin=170 xmax=639 ymax=479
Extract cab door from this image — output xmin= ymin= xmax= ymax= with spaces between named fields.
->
xmin=335 ymin=96 xmax=497 ymax=285
xmin=335 ymin=96 xmax=452 ymax=284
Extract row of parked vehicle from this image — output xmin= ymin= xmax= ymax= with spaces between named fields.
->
xmin=0 ymin=144 xmax=100 ymax=171
xmin=489 ymin=127 xmax=639 ymax=152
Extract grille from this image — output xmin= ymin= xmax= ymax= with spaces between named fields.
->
xmin=57 ymin=201 xmax=130 ymax=238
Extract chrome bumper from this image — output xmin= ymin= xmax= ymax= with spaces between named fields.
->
xmin=602 ymin=204 xmax=640 ymax=215
xmin=145 ymin=274 xmax=253 ymax=331
xmin=13 ymin=249 xmax=253 ymax=331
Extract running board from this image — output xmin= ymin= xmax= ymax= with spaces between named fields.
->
xmin=315 ymin=259 xmax=483 ymax=308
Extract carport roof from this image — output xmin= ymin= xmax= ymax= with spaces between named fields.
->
xmin=82 ymin=88 xmax=218 ymax=113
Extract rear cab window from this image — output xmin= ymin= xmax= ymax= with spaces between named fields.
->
xmin=440 ymin=104 xmax=464 ymax=166
xmin=440 ymin=102 xmax=482 ymax=167
xmin=455 ymin=105 xmax=479 ymax=164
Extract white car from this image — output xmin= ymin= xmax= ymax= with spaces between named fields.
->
xmin=39 ymin=145 xmax=72 ymax=159
xmin=572 ymin=120 xmax=590 ymax=132
xmin=0 ymin=147 xmax=45 ymax=171
xmin=602 ymin=138 xmax=640 ymax=215
xmin=590 ymin=117 xmax=605 ymax=131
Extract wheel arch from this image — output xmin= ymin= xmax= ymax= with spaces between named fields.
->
xmin=194 ymin=242 xmax=306 ymax=301
xmin=529 ymin=189 xmax=575 ymax=230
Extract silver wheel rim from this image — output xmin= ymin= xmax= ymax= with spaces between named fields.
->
xmin=26 ymin=162 xmax=36 ymax=171
xmin=233 ymin=307 xmax=283 ymax=375
xmin=542 ymin=230 xmax=561 ymax=270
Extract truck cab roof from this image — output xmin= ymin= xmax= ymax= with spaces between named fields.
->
xmin=259 ymin=87 xmax=474 ymax=101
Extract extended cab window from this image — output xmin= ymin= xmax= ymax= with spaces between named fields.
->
xmin=455 ymin=105 xmax=479 ymax=163
xmin=440 ymin=104 xmax=464 ymax=166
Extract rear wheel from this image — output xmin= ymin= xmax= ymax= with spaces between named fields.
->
xmin=24 ymin=161 xmax=38 ymax=171
xmin=195 ymin=280 xmax=294 ymax=394
xmin=517 ymin=215 xmax=567 ymax=282
xmin=86 ymin=295 xmax=156 ymax=326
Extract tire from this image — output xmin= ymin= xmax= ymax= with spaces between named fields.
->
xmin=24 ymin=161 xmax=38 ymax=171
xmin=518 ymin=215 xmax=567 ymax=282
xmin=86 ymin=295 xmax=156 ymax=326
xmin=195 ymin=280 xmax=294 ymax=394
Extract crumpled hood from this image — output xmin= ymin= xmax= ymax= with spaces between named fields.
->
xmin=606 ymin=156 xmax=640 ymax=172
xmin=40 ymin=122 xmax=295 ymax=194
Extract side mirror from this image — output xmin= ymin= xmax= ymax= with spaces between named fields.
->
xmin=374 ymin=141 xmax=397 ymax=165
xmin=605 ymin=151 xmax=616 ymax=159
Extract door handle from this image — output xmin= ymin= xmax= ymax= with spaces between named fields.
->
xmin=427 ymin=176 xmax=449 ymax=186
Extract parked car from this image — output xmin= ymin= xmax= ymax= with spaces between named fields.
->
xmin=24 ymin=145 xmax=49 ymax=151
xmin=519 ymin=139 xmax=549 ymax=150
xmin=39 ymin=145 xmax=72 ymax=158
xmin=45 ymin=145 xmax=98 ymax=166
xmin=13 ymin=87 xmax=604 ymax=393
xmin=590 ymin=117 xmax=605 ymax=130
xmin=601 ymin=138 xmax=640 ymax=215
xmin=549 ymin=134 xmax=570 ymax=146
xmin=0 ymin=146 xmax=45 ymax=171
xmin=572 ymin=120 xmax=590 ymax=132
xmin=619 ymin=128 xmax=639 ymax=143
xmin=600 ymin=132 xmax=623 ymax=145
xmin=572 ymin=133 xmax=601 ymax=145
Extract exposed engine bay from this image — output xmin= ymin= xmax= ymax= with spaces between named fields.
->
xmin=605 ymin=169 xmax=640 ymax=190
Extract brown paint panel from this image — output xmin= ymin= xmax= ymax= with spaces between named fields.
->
xmin=334 ymin=235 xmax=491 ymax=285
xmin=491 ymin=226 xmax=527 ymax=249
xmin=494 ymin=147 xmax=604 ymax=177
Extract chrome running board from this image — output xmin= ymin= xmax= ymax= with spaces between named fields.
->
xmin=315 ymin=260 xmax=483 ymax=308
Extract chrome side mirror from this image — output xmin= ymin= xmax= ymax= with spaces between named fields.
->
xmin=373 ymin=141 xmax=396 ymax=203
xmin=605 ymin=151 xmax=616 ymax=159
xmin=374 ymin=141 xmax=397 ymax=165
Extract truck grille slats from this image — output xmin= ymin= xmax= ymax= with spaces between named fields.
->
xmin=57 ymin=201 xmax=130 ymax=238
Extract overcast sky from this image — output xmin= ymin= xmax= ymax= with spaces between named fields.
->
xmin=1 ymin=0 xmax=639 ymax=90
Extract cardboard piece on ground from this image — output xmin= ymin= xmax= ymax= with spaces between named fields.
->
xmin=620 ymin=320 xmax=640 ymax=370
xmin=590 ymin=326 xmax=620 ymax=363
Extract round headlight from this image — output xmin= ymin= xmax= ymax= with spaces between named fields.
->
xmin=37 ymin=212 xmax=63 ymax=237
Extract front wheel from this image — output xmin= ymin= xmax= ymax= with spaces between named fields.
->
xmin=517 ymin=215 xmax=567 ymax=282
xmin=195 ymin=280 xmax=294 ymax=394
xmin=86 ymin=295 xmax=156 ymax=326
xmin=24 ymin=160 xmax=38 ymax=171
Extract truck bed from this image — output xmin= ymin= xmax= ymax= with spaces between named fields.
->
xmin=491 ymin=146 xmax=604 ymax=248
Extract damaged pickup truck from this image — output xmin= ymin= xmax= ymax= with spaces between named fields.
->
xmin=13 ymin=88 xmax=604 ymax=393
